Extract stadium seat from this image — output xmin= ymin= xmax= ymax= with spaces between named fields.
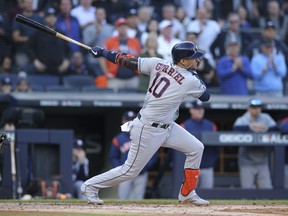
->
xmin=207 ymin=87 xmax=222 ymax=95
xmin=63 ymin=75 xmax=95 ymax=88
xmin=46 ymin=85 xmax=80 ymax=92
xmin=28 ymin=74 xmax=60 ymax=88
xmin=30 ymin=84 xmax=45 ymax=92
xmin=117 ymin=88 xmax=139 ymax=93
xmin=81 ymin=86 xmax=115 ymax=93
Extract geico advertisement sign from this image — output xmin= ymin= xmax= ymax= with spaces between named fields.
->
xmin=219 ymin=134 xmax=253 ymax=143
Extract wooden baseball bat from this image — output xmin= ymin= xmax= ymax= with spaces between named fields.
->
xmin=15 ymin=14 xmax=91 ymax=50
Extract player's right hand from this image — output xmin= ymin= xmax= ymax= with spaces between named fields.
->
xmin=90 ymin=46 xmax=104 ymax=58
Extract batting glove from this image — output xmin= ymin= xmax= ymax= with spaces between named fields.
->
xmin=90 ymin=46 xmax=104 ymax=58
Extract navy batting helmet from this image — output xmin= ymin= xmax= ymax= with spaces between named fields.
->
xmin=171 ymin=41 xmax=205 ymax=64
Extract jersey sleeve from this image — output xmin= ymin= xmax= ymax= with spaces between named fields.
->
xmin=138 ymin=57 xmax=162 ymax=76
xmin=186 ymin=76 xmax=207 ymax=98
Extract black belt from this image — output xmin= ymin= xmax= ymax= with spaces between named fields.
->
xmin=137 ymin=114 xmax=169 ymax=129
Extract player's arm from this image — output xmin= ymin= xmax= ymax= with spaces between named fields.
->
xmin=90 ymin=46 xmax=138 ymax=70
xmin=198 ymin=90 xmax=210 ymax=102
xmin=190 ymin=71 xmax=210 ymax=102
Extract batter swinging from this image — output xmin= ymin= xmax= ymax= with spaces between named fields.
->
xmin=81 ymin=41 xmax=210 ymax=206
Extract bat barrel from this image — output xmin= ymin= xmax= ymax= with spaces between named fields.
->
xmin=15 ymin=14 xmax=91 ymax=50
xmin=15 ymin=14 xmax=57 ymax=36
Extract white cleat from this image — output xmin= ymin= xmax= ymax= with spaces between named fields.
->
xmin=81 ymin=183 xmax=104 ymax=205
xmin=178 ymin=190 xmax=209 ymax=206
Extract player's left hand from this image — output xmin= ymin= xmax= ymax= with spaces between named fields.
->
xmin=90 ymin=46 xmax=104 ymax=58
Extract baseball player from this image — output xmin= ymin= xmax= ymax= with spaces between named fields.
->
xmin=81 ymin=41 xmax=210 ymax=205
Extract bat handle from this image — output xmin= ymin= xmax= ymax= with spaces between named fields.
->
xmin=55 ymin=33 xmax=91 ymax=50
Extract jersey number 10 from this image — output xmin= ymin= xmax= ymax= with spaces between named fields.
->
xmin=148 ymin=72 xmax=170 ymax=98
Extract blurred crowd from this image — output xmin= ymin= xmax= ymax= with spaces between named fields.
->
xmin=0 ymin=0 xmax=287 ymax=95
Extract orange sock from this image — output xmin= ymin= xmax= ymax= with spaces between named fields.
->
xmin=181 ymin=169 xmax=200 ymax=196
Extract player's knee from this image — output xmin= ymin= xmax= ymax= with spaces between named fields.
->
xmin=194 ymin=142 xmax=204 ymax=158
xmin=121 ymin=166 xmax=141 ymax=178
xmin=196 ymin=141 xmax=204 ymax=153
xmin=185 ymin=140 xmax=204 ymax=156
xmin=123 ymin=170 xmax=140 ymax=180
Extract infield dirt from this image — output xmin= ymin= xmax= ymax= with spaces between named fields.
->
xmin=0 ymin=200 xmax=288 ymax=216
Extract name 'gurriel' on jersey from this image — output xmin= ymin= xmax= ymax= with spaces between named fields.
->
xmin=155 ymin=63 xmax=185 ymax=85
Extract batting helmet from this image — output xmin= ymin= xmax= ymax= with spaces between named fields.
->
xmin=171 ymin=41 xmax=205 ymax=64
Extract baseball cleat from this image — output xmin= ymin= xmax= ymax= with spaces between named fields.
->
xmin=81 ymin=183 xmax=104 ymax=205
xmin=178 ymin=190 xmax=209 ymax=206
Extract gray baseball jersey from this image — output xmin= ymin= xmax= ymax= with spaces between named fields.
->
xmin=139 ymin=57 xmax=206 ymax=124
xmin=84 ymin=57 xmax=207 ymax=192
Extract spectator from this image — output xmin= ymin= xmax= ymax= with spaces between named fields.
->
xmin=14 ymin=78 xmax=31 ymax=93
xmin=82 ymin=7 xmax=114 ymax=80
xmin=140 ymin=18 xmax=159 ymax=47
xmin=56 ymin=0 xmax=82 ymax=53
xmin=70 ymin=0 xmax=96 ymax=29
xmin=175 ymin=6 xmax=191 ymax=29
xmin=233 ymin=98 xmax=277 ymax=189
xmin=6 ymin=0 xmax=22 ymax=26
xmin=82 ymin=7 xmax=114 ymax=48
xmin=186 ymin=31 xmax=218 ymax=87
xmin=0 ymin=12 xmax=11 ymax=62
xmin=136 ymin=6 xmax=153 ymax=35
xmin=110 ymin=8 xmax=142 ymax=39
xmin=111 ymin=9 xmax=138 ymax=39
xmin=98 ymin=18 xmax=142 ymax=89
xmin=181 ymin=100 xmax=219 ymax=188
xmin=203 ymin=0 xmax=218 ymax=21
xmin=210 ymin=13 xmax=252 ymax=62
xmin=0 ymin=77 xmax=13 ymax=95
xmin=12 ymin=0 xmax=43 ymax=68
xmin=31 ymin=0 xmax=57 ymax=15
xmin=179 ymin=0 xmax=205 ymax=20
xmin=246 ymin=20 xmax=288 ymax=60
xmin=26 ymin=7 xmax=70 ymax=75
xmin=161 ymin=3 xmax=186 ymax=40
xmin=250 ymin=39 xmax=287 ymax=97
xmin=157 ymin=19 xmax=181 ymax=61
xmin=279 ymin=116 xmax=288 ymax=189
xmin=216 ymin=39 xmax=252 ymax=95
xmin=97 ymin=0 xmax=129 ymax=24
xmin=67 ymin=51 xmax=91 ymax=75
xmin=284 ymin=1 xmax=288 ymax=15
xmin=109 ymin=111 xmax=158 ymax=200
xmin=186 ymin=7 xmax=221 ymax=57
xmin=72 ymin=138 xmax=89 ymax=199
xmin=259 ymin=0 xmax=288 ymax=43
xmin=0 ymin=56 xmax=18 ymax=74
xmin=242 ymin=0 xmax=263 ymax=27
xmin=237 ymin=5 xmax=252 ymax=29
xmin=211 ymin=0 xmax=237 ymax=20
xmin=125 ymin=8 xmax=141 ymax=40
xmin=138 ymin=32 xmax=163 ymax=93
